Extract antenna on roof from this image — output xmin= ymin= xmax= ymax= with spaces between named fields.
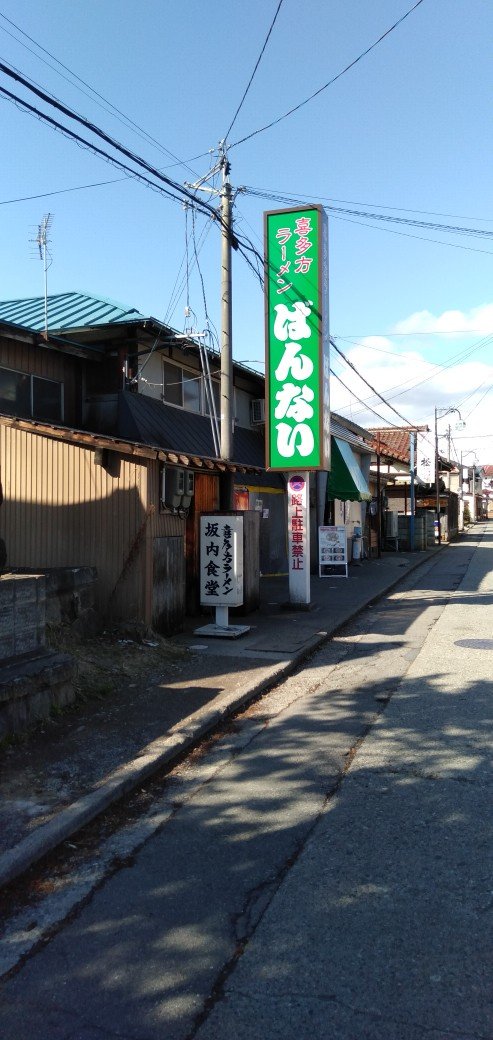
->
xmin=30 ymin=214 xmax=53 ymax=339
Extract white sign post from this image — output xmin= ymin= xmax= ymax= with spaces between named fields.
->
xmin=287 ymin=473 xmax=311 ymax=606
xmin=195 ymin=514 xmax=250 ymax=638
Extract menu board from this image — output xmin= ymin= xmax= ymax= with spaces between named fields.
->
xmin=318 ymin=525 xmax=348 ymax=578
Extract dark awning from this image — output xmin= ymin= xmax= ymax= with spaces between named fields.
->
xmin=327 ymin=436 xmax=371 ymax=502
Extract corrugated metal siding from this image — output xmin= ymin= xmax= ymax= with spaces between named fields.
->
xmin=0 ymin=425 xmax=150 ymax=619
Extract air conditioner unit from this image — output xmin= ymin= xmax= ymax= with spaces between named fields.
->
xmin=251 ymin=398 xmax=265 ymax=424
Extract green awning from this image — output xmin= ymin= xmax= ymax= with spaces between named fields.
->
xmin=327 ymin=437 xmax=371 ymax=502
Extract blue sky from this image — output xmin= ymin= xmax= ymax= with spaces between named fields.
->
xmin=1 ymin=0 xmax=492 ymax=464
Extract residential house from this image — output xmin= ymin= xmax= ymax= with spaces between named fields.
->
xmin=0 ymin=300 xmax=263 ymax=630
xmin=368 ymin=425 xmax=460 ymax=546
xmin=0 ymin=291 xmax=377 ymax=630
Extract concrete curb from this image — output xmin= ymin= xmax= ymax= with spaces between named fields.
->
xmin=0 ymin=548 xmax=443 ymax=889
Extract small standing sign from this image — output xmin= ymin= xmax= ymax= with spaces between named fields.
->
xmin=318 ymin=525 xmax=348 ymax=578
xmin=195 ymin=514 xmax=250 ymax=639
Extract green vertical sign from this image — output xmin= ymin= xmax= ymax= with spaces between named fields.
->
xmin=264 ymin=205 xmax=330 ymax=471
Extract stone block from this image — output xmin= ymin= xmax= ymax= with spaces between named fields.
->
xmin=0 ymin=651 xmax=76 ymax=739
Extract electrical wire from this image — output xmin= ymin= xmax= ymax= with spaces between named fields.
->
xmin=331 ymin=339 xmax=412 ymax=425
xmin=242 ymin=184 xmax=493 ymax=225
xmin=164 ymin=212 xmax=215 ymax=326
xmin=0 ymin=81 xmax=221 ymax=228
xmin=223 ymin=0 xmax=285 ymax=142
xmin=191 ymin=206 xmax=219 ymax=347
xmin=243 ymin=185 xmax=493 ymax=242
xmin=230 ymin=0 xmax=426 ymax=148
xmin=0 ymin=11 xmax=205 ymax=176
xmin=462 ymin=384 xmax=493 ymax=420
xmin=0 ymin=151 xmax=219 ymax=207
xmin=330 ymin=368 xmax=401 ymax=428
xmin=331 ymin=212 xmax=493 ymax=258
xmin=337 ymin=331 xmax=493 ymax=422
xmin=0 ymin=61 xmax=222 ymax=222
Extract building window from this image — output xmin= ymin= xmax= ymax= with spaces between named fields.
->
xmin=183 ymin=372 xmax=201 ymax=413
xmin=162 ymin=359 xmax=220 ymax=416
xmin=32 ymin=376 xmax=63 ymax=422
xmin=162 ymin=360 xmax=183 ymax=406
xmin=0 ymin=366 xmax=63 ymax=422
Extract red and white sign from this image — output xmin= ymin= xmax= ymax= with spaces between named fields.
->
xmin=287 ymin=473 xmax=310 ymax=604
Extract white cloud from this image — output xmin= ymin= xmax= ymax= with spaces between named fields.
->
xmin=331 ymin=307 xmax=493 ymax=464
xmin=393 ymin=303 xmax=493 ymax=337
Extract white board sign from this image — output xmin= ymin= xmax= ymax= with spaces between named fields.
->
xmin=319 ymin=525 xmax=348 ymax=578
xmin=200 ymin=515 xmax=244 ymax=607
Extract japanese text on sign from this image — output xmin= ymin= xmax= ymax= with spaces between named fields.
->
xmin=287 ymin=475 xmax=308 ymax=574
xmin=265 ymin=206 xmax=330 ymax=471
xmin=200 ymin=515 xmax=244 ymax=607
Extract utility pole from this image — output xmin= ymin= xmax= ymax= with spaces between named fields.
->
xmin=409 ymin=430 xmax=416 ymax=552
xmin=186 ymin=145 xmax=234 ymax=508
xmin=434 ymin=405 xmax=463 ymax=545
xmin=219 ymin=147 xmax=234 ymax=508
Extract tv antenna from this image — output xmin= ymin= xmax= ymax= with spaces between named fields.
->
xmin=30 ymin=213 xmax=53 ymax=338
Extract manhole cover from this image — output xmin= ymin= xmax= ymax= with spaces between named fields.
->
xmin=454 ymin=638 xmax=493 ymax=650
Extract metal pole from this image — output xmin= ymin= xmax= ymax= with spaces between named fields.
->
xmin=435 ymin=407 xmax=441 ymax=545
xmin=376 ymin=433 xmax=382 ymax=558
xmin=409 ymin=431 xmax=415 ymax=552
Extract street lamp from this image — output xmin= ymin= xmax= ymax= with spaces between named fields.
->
xmin=434 ymin=406 xmax=462 ymax=545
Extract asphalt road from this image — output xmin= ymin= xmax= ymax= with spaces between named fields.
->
xmin=0 ymin=529 xmax=491 ymax=1039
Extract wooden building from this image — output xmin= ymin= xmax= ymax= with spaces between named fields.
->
xmin=0 ymin=312 xmax=260 ymax=632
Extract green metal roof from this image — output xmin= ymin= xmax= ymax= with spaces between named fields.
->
xmin=0 ymin=292 xmax=146 ymax=332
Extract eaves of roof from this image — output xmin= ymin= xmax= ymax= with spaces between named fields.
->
xmin=0 ymin=412 xmax=262 ymax=474
xmin=331 ymin=418 xmax=372 ymax=453
xmin=0 ymin=318 xmax=104 ymax=358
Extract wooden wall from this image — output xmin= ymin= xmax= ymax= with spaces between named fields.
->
xmin=0 ymin=336 xmax=84 ymax=427
xmin=0 ymin=424 xmax=184 ymax=625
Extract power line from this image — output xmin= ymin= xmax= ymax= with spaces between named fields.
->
xmin=331 ymin=339 xmax=412 ymax=425
xmin=0 ymin=60 xmax=221 ymax=222
xmin=330 ymin=369 xmax=401 ymax=428
xmin=230 ymin=0 xmax=426 ymax=148
xmin=243 ymin=184 xmax=493 ymax=224
xmin=0 ymin=82 xmax=205 ymax=214
xmin=331 ymin=212 xmax=493 ymax=258
xmin=338 ymin=331 xmax=493 ymax=421
xmin=0 ymin=11 xmax=204 ymax=177
xmin=335 ymin=330 xmax=493 ymax=340
xmin=224 ymin=0 xmax=285 ymax=142
xmin=0 ymin=151 xmax=218 ymax=206
xmin=242 ymin=185 xmax=493 ymax=242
